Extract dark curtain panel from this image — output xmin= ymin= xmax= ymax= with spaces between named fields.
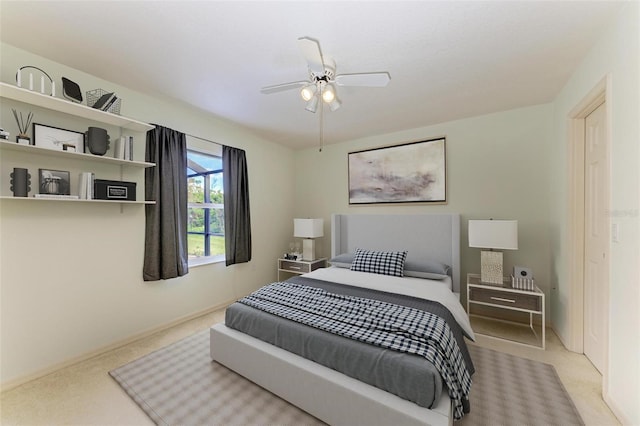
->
xmin=223 ymin=145 xmax=252 ymax=266
xmin=143 ymin=125 xmax=189 ymax=281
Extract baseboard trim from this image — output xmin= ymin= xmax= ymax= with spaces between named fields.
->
xmin=550 ymin=323 xmax=575 ymax=353
xmin=0 ymin=299 xmax=234 ymax=392
xmin=604 ymin=392 xmax=630 ymax=425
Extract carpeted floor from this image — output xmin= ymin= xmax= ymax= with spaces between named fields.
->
xmin=110 ymin=330 xmax=584 ymax=426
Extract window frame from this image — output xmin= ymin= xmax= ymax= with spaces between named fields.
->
xmin=186 ymin=143 xmax=225 ymax=267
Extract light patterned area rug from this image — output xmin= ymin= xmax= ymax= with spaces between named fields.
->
xmin=458 ymin=345 xmax=584 ymax=426
xmin=110 ymin=330 xmax=584 ymax=426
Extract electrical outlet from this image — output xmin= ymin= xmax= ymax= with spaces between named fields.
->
xmin=611 ymin=223 xmax=619 ymax=243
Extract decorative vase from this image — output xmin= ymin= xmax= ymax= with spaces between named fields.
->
xmin=16 ymin=134 xmax=31 ymax=145
xmin=86 ymin=126 xmax=110 ymax=155
xmin=10 ymin=167 xmax=30 ymax=197
xmin=41 ymin=176 xmax=61 ymax=194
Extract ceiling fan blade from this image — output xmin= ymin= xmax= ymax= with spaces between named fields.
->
xmin=260 ymin=80 xmax=309 ymax=94
xmin=334 ymin=72 xmax=391 ymax=87
xmin=298 ymin=37 xmax=325 ymax=76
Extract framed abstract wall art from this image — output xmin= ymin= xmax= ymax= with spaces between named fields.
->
xmin=33 ymin=123 xmax=84 ymax=153
xmin=348 ymin=137 xmax=446 ymax=204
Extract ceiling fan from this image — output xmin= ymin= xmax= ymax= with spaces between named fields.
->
xmin=260 ymin=37 xmax=391 ymax=113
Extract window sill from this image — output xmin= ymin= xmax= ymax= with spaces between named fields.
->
xmin=189 ymin=254 xmax=225 ymax=268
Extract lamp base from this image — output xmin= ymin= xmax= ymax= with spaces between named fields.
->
xmin=480 ymin=250 xmax=504 ymax=285
xmin=302 ymin=239 xmax=317 ymax=261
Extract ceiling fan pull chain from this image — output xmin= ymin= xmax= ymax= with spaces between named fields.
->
xmin=319 ymin=101 xmax=324 ymax=152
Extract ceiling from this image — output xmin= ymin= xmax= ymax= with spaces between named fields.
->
xmin=0 ymin=1 xmax=624 ymax=150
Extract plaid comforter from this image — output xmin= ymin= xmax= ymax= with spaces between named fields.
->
xmin=238 ymin=281 xmax=472 ymax=420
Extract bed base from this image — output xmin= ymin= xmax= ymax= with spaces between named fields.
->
xmin=210 ymin=323 xmax=453 ymax=426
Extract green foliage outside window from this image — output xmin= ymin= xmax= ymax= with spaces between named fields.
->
xmin=187 ymin=152 xmax=224 ymax=258
xmin=188 ymin=176 xmax=224 ymax=235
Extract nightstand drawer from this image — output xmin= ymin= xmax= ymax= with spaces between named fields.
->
xmin=469 ymin=287 xmax=541 ymax=311
xmin=279 ymin=260 xmax=311 ymax=273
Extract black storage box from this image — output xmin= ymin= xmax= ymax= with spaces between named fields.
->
xmin=94 ymin=179 xmax=136 ymax=201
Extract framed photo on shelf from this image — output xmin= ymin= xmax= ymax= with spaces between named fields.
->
xmin=33 ymin=123 xmax=84 ymax=153
xmin=38 ymin=169 xmax=71 ymax=195
xmin=348 ymin=137 xmax=446 ymax=204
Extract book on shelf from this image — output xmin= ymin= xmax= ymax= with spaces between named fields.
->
xmin=114 ymin=136 xmax=125 ymax=160
xmin=127 ymin=135 xmax=133 ymax=160
xmin=92 ymin=92 xmax=117 ymax=111
xmin=34 ymin=194 xmax=80 ymax=199
xmin=78 ymin=172 xmax=94 ymax=199
xmin=102 ymin=94 xmax=118 ymax=112
xmin=114 ymin=136 xmax=134 ymax=160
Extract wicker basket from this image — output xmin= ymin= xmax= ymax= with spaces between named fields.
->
xmin=86 ymin=89 xmax=121 ymax=115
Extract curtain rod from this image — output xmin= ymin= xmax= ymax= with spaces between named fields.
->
xmin=151 ymin=124 xmax=233 ymax=149
xmin=184 ymin=132 xmax=223 ymax=147
xmin=183 ymin=131 xmax=244 ymax=152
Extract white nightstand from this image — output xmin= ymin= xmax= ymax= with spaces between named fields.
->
xmin=277 ymin=258 xmax=327 ymax=281
xmin=467 ymin=273 xmax=545 ymax=349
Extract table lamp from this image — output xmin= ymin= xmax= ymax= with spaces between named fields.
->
xmin=468 ymin=219 xmax=518 ymax=284
xmin=294 ymin=218 xmax=324 ymax=261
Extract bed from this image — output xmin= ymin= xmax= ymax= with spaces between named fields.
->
xmin=210 ymin=213 xmax=474 ymax=426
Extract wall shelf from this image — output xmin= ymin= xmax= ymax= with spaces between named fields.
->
xmin=0 ymin=196 xmax=155 ymax=205
xmin=0 ymin=140 xmax=155 ymax=168
xmin=1 ymin=82 xmax=155 ymax=205
xmin=0 ymin=82 xmax=154 ymax=132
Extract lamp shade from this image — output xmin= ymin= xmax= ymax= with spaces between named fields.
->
xmin=300 ymin=84 xmax=316 ymax=101
xmin=468 ymin=220 xmax=518 ymax=250
xmin=294 ymin=218 xmax=324 ymax=238
xmin=322 ymin=84 xmax=336 ymax=103
xmin=328 ymin=98 xmax=341 ymax=112
xmin=305 ymin=95 xmax=319 ymax=113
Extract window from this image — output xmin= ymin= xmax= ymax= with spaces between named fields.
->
xmin=187 ymin=148 xmax=224 ymax=265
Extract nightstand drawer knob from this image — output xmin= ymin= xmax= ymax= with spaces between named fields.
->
xmin=490 ymin=296 xmax=516 ymax=303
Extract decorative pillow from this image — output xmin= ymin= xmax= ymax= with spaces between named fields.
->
xmin=331 ymin=252 xmax=450 ymax=280
xmin=329 ymin=253 xmax=355 ymax=268
xmin=403 ymin=260 xmax=450 ymax=280
xmin=350 ymin=248 xmax=408 ymax=277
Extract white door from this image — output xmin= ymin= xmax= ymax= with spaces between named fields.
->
xmin=583 ymin=102 xmax=609 ymax=373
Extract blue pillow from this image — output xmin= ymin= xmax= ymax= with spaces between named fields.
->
xmin=350 ymin=248 xmax=407 ymax=277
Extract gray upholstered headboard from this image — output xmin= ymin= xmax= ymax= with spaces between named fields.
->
xmin=331 ymin=213 xmax=461 ymax=293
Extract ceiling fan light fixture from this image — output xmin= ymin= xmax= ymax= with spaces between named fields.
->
xmin=305 ymin=95 xmax=319 ymax=113
xmin=300 ymin=84 xmax=316 ymax=101
xmin=322 ymin=84 xmax=336 ymax=103
xmin=328 ymin=98 xmax=341 ymax=112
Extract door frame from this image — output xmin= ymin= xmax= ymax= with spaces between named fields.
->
xmin=566 ymin=74 xmax=611 ymax=396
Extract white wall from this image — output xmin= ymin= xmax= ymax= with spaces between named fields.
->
xmin=1 ymin=4 xmax=637 ymax=420
xmin=0 ymin=44 xmax=296 ymax=387
xmin=548 ymin=2 xmax=639 ymax=424
xmin=294 ymin=104 xmax=554 ymax=312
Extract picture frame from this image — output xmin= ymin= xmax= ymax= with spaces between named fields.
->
xmin=348 ymin=137 xmax=446 ymax=204
xmin=38 ymin=168 xmax=71 ymax=195
xmin=33 ymin=123 xmax=84 ymax=153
